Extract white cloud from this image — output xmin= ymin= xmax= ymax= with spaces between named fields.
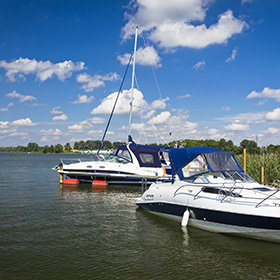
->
xmin=91 ymin=88 xmax=146 ymax=116
xmin=226 ymin=48 xmax=238 ymax=62
xmin=118 ymin=46 xmax=161 ymax=67
xmin=39 ymin=128 xmax=63 ymax=136
xmin=247 ymin=87 xmax=280 ymax=102
xmin=0 ymin=121 xmax=9 ymax=128
xmin=52 ymin=114 xmax=68 ymax=121
xmin=221 ymin=106 xmax=231 ymax=111
xmin=76 ymin=72 xmax=119 ymax=92
xmin=68 ymin=120 xmax=94 ymax=133
xmin=216 ymin=111 xmax=266 ymax=124
xmin=177 ymin=93 xmax=191 ymax=99
xmin=265 ymin=108 xmax=280 ymax=121
xmin=0 ymin=57 xmax=85 ymax=82
xmin=208 ymin=128 xmax=218 ymax=135
xmin=72 ymin=94 xmax=94 ymax=104
xmin=10 ymin=118 xmax=38 ymax=126
xmin=263 ymin=127 xmax=279 ymax=134
xmin=6 ymin=90 xmax=36 ymax=103
xmin=192 ymin=60 xmax=205 ymax=70
xmin=224 ymin=121 xmax=250 ymax=131
xmin=150 ymin=97 xmax=169 ymax=110
xmin=50 ymin=106 xmax=63 ymax=114
xmin=40 ymin=136 xmax=60 ymax=142
xmin=122 ymin=0 xmax=209 ymax=40
xmin=9 ymin=132 xmax=28 ymax=137
xmin=0 ymin=108 xmax=9 ymax=112
xmin=122 ymin=1 xmax=247 ymax=50
xmin=88 ymin=117 xmax=106 ymax=124
xmin=147 ymin=111 xmax=171 ymax=125
xmin=151 ymin=11 xmax=247 ymax=49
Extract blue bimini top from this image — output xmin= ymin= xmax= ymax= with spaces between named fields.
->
xmin=169 ymin=147 xmax=243 ymax=180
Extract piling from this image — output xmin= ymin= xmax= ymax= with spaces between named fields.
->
xmin=260 ymin=166 xmax=264 ymax=185
xmin=243 ymin=146 xmax=246 ymax=173
xmin=59 ymin=163 xmax=64 ymax=183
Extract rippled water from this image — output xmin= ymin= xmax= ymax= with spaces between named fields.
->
xmin=1 ymin=153 xmax=280 ymax=280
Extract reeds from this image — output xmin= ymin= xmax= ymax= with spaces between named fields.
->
xmin=235 ymin=154 xmax=280 ymax=183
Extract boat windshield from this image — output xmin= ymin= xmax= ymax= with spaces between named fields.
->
xmin=180 ymin=152 xmax=255 ymax=183
xmin=102 ymin=154 xmax=130 ymax=164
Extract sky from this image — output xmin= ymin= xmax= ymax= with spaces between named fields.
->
xmin=1 ymin=0 xmax=280 ymax=147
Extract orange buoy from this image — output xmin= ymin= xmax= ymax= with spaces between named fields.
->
xmin=92 ymin=180 xmax=108 ymax=191
xmin=63 ymin=178 xmax=79 ymax=187
xmin=92 ymin=180 xmax=108 ymax=186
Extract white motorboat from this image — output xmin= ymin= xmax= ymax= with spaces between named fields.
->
xmin=136 ymin=147 xmax=280 ymax=242
xmin=58 ymin=136 xmax=172 ymax=184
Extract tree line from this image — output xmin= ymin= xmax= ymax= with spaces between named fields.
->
xmin=1 ymin=138 xmax=280 ymax=154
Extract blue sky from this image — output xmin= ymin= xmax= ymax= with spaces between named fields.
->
xmin=1 ymin=0 xmax=280 ymax=147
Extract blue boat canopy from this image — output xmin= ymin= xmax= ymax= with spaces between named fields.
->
xmin=112 ymin=136 xmax=173 ymax=168
xmin=169 ymin=147 xmax=243 ymax=180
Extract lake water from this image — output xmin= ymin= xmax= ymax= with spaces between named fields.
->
xmin=1 ymin=152 xmax=280 ymax=280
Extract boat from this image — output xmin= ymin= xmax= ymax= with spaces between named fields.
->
xmin=136 ymin=147 xmax=280 ymax=242
xmin=54 ymin=27 xmax=174 ymax=185
xmin=57 ymin=136 xmax=172 ymax=185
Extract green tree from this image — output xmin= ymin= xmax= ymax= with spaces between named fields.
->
xmin=64 ymin=143 xmax=71 ymax=152
xmin=54 ymin=144 xmax=63 ymax=153
xmin=27 ymin=142 xmax=39 ymax=152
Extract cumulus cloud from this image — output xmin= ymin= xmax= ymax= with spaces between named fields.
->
xmin=72 ymin=94 xmax=94 ymax=104
xmin=118 ymin=46 xmax=162 ymax=67
xmin=177 ymin=93 xmax=192 ymax=99
xmin=76 ymin=72 xmax=119 ymax=92
xmin=224 ymin=121 xmax=250 ymax=131
xmin=10 ymin=118 xmax=38 ymax=126
xmin=147 ymin=111 xmax=171 ymax=125
xmin=52 ymin=114 xmax=68 ymax=121
xmin=6 ymin=90 xmax=36 ymax=103
xmin=192 ymin=60 xmax=205 ymax=70
xmin=50 ymin=106 xmax=63 ymax=114
xmin=0 ymin=57 xmax=85 ymax=82
xmin=122 ymin=1 xmax=247 ymax=50
xmin=151 ymin=11 xmax=247 ymax=49
xmin=0 ymin=108 xmax=9 ymax=112
xmin=247 ymin=87 xmax=280 ymax=102
xmin=265 ymin=108 xmax=280 ymax=121
xmin=122 ymin=0 xmax=209 ymax=40
xmin=39 ymin=128 xmax=63 ymax=135
xmin=87 ymin=117 xmax=106 ymax=124
xmin=91 ymin=88 xmax=146 ymax=116
xmin=263 ymin=127 xmax=279 ymax=134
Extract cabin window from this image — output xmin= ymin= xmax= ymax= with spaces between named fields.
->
xmin=117 ymin=149 xmax=131 ymax=161
xmin=182 ymin=155 xmax=208 ymax=178
xmin=139 ymin=153 xmax=154 ymax=164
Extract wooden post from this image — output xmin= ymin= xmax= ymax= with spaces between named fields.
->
xmin=260 ymin=166 xmax=264 ymax=185
xmin=59 ymin=163 xmax=64 ymax=183
xmin=243 ymin=146 xmax=246 ymax=173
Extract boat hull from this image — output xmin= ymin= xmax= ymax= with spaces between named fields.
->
xmin=136 ymin=200 xmax=280 ymax=242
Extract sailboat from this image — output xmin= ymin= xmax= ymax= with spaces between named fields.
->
xmin=55 ymin=27 xmax=173 ymax=185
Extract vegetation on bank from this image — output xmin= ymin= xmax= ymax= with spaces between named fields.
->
xmin=1 ymin=138 xmax=280 ymax=182
xmin=0 ymin=138 xmax=279 ymax=155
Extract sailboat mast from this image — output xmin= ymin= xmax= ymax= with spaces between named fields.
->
xmin=127 ymin=26 xmax=138 ymax=142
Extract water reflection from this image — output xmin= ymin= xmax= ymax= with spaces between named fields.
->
xmin=1 ymin=152 xmax=280 ymax=280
